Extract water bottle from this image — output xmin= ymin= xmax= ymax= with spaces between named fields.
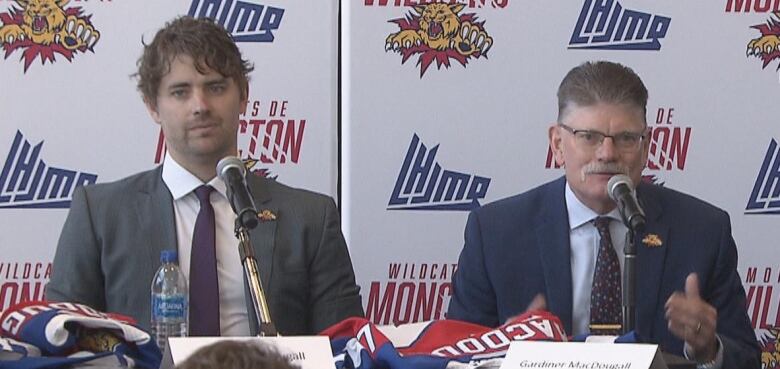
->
xmin=150 ymin=250 xmax=188 ymax=354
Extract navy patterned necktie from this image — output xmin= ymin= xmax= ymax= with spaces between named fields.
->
xmin=589 ymin=216 xmax=622 ymax=335
xmin=189 ymin=185 xmax=220 ymax=336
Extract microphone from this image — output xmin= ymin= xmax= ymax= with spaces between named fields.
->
xmin=217 ymin=156 xmax=259 ymax=229
xmin=607 ymin=175 xmax=646 ymax=232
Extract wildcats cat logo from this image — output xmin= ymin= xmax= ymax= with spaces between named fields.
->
xmin=385 ymin=3 xmax=493 ymax=77
xmin=0 ymin=0 xmax=100 ymax=72
xmin=746 ymin=12 xmax=780 ymax=70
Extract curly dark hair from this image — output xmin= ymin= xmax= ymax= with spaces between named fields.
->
xmin=135 ymin=16 xmax=254 ymax=106
xmin=175 ymin=341 xmax=299 ymax=369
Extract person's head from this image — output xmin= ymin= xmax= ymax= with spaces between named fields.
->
xmin=548 ymin=61 xmax=650 ymax=214
xmin=135 ymin=16 xmax=254 ymax=180
xmin=175 ymin=340 xmax=299 ymax=369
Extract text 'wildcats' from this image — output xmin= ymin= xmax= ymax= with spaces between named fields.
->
xmin=188 ymin=0 xmax=283 ymax=42
xmin=389 ymin=134 xmax=490 ymax=211
xmin=0 ymin=262 xmax=51 ymax=313
xmin=0 ymin=131 xmax=97 ymax=209
xmin=746 ymin=139 xmax=780 ymax=214
xmin=569 ymin=0 xmax=671 ymax=50
xmin=366 ymin=262 xmax=456 ymax=325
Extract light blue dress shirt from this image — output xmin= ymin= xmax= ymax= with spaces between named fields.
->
xmin=564 ymin=181 xmax=722 ymax=368
xmin=565 ymin=182 xmax=627 ymax=336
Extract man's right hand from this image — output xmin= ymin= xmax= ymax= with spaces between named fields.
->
xmin=504 ymin=293 xmax=547 ymax=324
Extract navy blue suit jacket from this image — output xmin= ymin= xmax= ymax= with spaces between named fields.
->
xmin=448 ymin=177 xmax=759 ymax=369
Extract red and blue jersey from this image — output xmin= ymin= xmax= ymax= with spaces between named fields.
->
xmin=323 ymin=311 xmax=567 ymax=369
xmin=0 ymin=301 xmax=161 ymax=369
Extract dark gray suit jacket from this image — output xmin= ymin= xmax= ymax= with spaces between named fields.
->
xmin=46 ymin=166 xmax=364 ymax=335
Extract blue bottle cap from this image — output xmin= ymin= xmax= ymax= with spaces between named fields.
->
xmin=160 ymin=250 xmax=178 ymax=263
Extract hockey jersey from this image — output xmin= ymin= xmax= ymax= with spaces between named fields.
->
xmin=322 ymin=310 xmax=568 ymax=369
xmin=0 ymin=301 xmax=161 ymax=369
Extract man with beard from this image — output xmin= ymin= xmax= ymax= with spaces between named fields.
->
xmin=47 ymin=16 xmax=363 ymax=337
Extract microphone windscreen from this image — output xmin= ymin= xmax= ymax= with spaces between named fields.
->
xmin=607 ymin=174 xmax=633 ymax=202
xmin=217 ymin=156 xmax=246 ymax=179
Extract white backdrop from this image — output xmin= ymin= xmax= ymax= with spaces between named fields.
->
xmin=0 ymin=0 xmax=339 ymax=313
xmin=342 ymin=1 xmax=780 ymax=363
xmin=3 ymin=0 xmax=780 ymax=365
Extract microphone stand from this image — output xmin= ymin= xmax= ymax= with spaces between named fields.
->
xmin=621 ymin=214 xmax=637 ymax=335
xmin=235 ymin=218 xmax=278 ymax=336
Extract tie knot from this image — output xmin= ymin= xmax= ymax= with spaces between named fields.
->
xmin=593 ymin=216 xmax=611 ymax=235
xmin=194 ymin=185 xmax=214 ymax=204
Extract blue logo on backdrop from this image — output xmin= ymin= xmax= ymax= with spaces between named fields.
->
xmin=388 ymin=134 xmax=490 ymax=211
xmin=0 ymin=131 xmax=97 ymax=209
xmin=188 ymin=0 xmax=284 ymax=42
xmin=746 ymin=139 xmax=780 ymax=214
xmin=569 ymin=0 xmax=671 ymax=50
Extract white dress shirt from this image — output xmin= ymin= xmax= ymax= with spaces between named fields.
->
xmin=565 ymin=182 xmax=627 ymax=336
xmin=161 ymin=153 xmax=250 ymax=336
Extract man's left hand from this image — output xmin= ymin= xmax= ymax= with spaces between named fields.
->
xmin=664 ymin=273 xmax=718 ymax=363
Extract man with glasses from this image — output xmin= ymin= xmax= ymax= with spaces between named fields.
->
xmin=448 ymin=61 xmax=759 ymax=369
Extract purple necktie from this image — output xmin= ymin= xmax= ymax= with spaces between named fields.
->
xmin=590 ymin=216 xmax=622 ymax=335
xmin=189 ymin=185 xmax=220 ymax=336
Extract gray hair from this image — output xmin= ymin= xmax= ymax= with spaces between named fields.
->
xmin=556 ymin=61 xmax=648 ymax=124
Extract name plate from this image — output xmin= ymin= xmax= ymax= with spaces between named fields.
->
xmin=500 ymin=341 xmax=667 ymax=369
xmin=166 ymin=336 xmax=334 ymax=369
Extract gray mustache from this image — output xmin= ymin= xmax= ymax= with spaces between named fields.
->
xmin=583 ymin=163 xmax=628 ymax=175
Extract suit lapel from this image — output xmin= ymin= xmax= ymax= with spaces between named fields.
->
xmin=242 ymin=175 xmax=277 ymax=335
xmin=634 ymin=184 xmax=670 ymax=337
xmin=137 ymin=167 xmax=177 ymax=275
xmin=246 ymin=175 xmax=276 ymax=296
xmin=535 ymin=177 xmax=574 ymax=332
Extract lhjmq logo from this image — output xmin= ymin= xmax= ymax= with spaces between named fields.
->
xmin=569 ymin=0 xmax=671 ymax=50
xmin=0 ymin=131 xmax=97 ymax=209
xmin=389 ymin=134 xmax=490 ymax=211
xmin=746 ymin=139 xmax=780 ymax=214
xmin=385 ymin=3 xmax=493 ymax=77
xmin=0 ymin=0 xmax=100 ymax=72
xmin=188 ymin=0 xmax=283 ymax=42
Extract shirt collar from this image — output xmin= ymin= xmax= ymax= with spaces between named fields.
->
xmin=564 ymin=180 xmax=622 ymax=230
xmin=161 ymin=153 xmax=228 ymax=200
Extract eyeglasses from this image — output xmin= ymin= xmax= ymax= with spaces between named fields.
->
xmin=558 ymin=123 xmax=647 ymax=151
